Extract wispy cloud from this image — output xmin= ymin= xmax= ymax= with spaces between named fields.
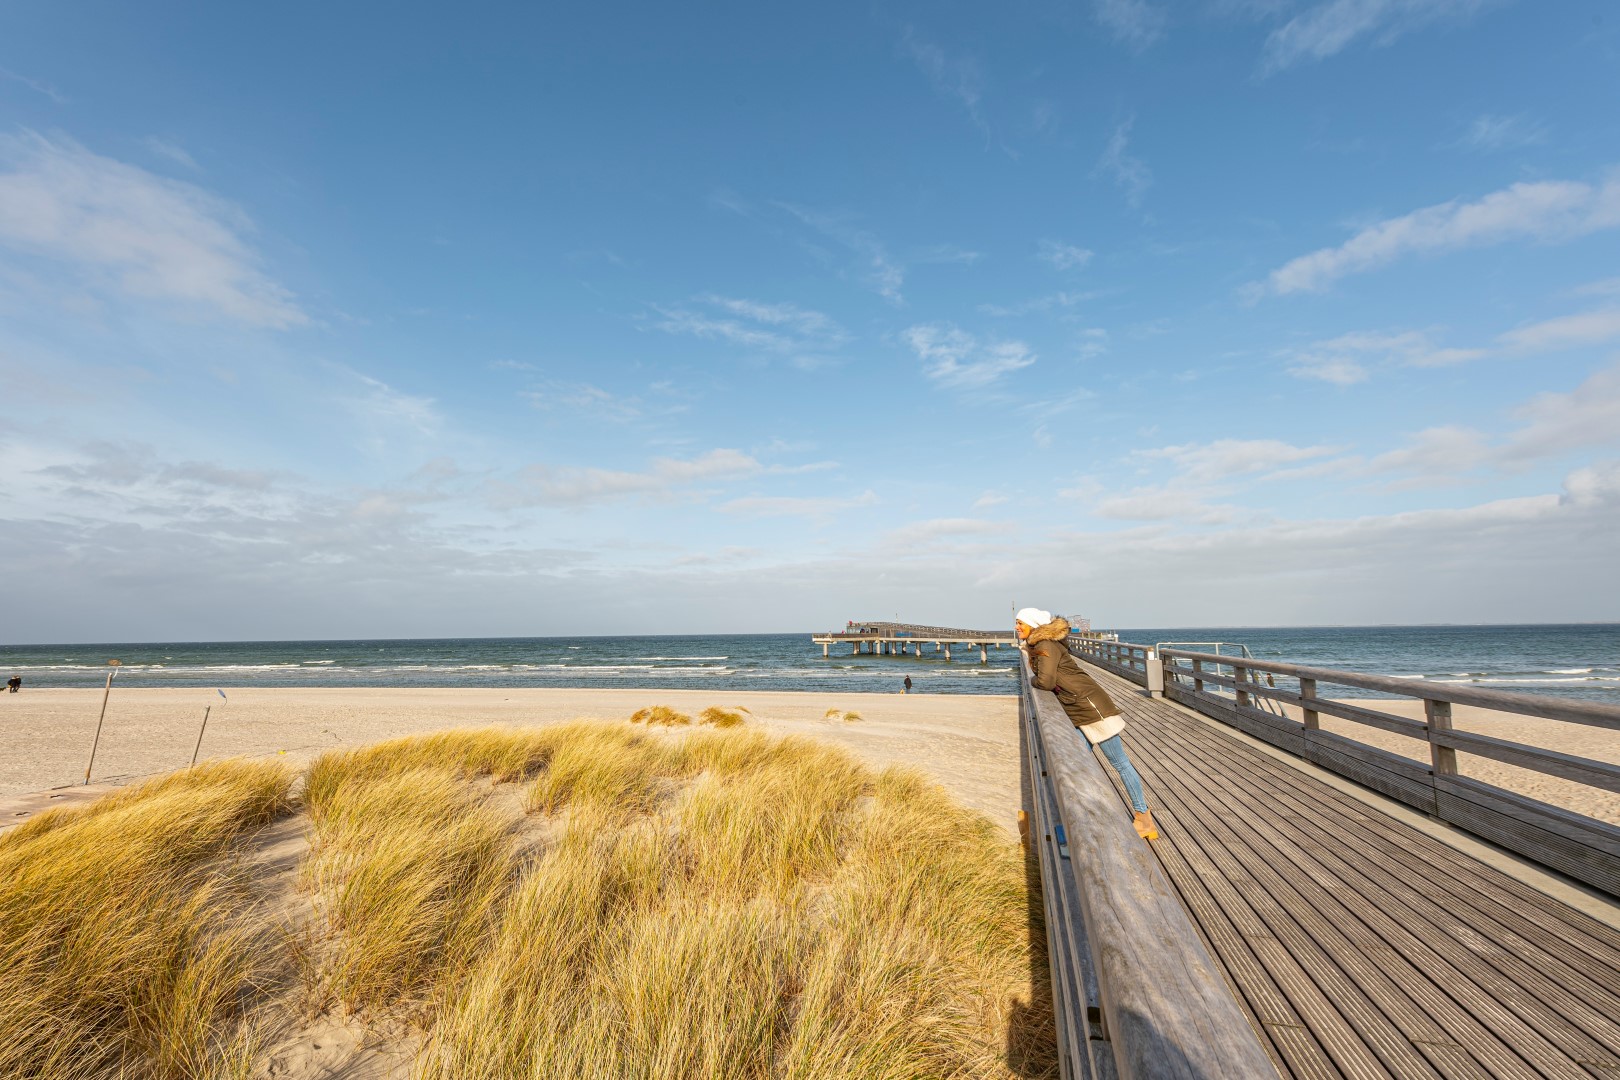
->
xmin=1253 ymin=170 xmax=1620 ymax=296
xmin=0 ymin=131 xmax=305 ymax=327
xmin=1261 ymin=0 xmax=1499 ymax=74
xmin=502 ymin=449 xmax=762 ymax=507
xmin=1501 ymin=362 xmax=1620 ymax=462
xmin=774 ymin=202 xmax=907 ymax=304
xmin=1284 ymin=329 xmax=1485 ymax=384
xmin=903 ymin=324 xmax=1037 ymax=388
xmin=651 ymin=294 xmax=847 ymax=361
xmin=1038 ymin=239 xmax=1094 ymax=270
xmin=1449 ymin=113 xmax=1547 ymax=152
xmin=719 ymin=490 xmax=878 ymax=519
xmin=522 ymin=381 xmax=642 ymax=422
xmin=899 ymin=28 xmax=988 ymax=137
xmin=1496 ymin=308 xmax=1620 ymax=352
xmin=1138 ymin=438 xmax=1341 ymax=482
xmin=0 ymin=66 xmax=66 ymax=104
xmin=1093 ymin=0 xmax=1168 ymax=49
xmin=143 ymin=136 xmax=199 ymax=170
xmin=977 ymin=291 xmax=1099 ymax=317
xmin=1096 ymin=117 xmax=1152 ymax=207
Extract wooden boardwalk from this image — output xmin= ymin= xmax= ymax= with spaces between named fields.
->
xmin=1081 ymin=660 xmax=1620 ymax=1080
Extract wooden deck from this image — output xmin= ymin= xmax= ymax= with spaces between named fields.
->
xmin=1080 ymin=660 xmax=1620 ymax=1080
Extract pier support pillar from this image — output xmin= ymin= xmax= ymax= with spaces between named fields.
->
xmin=944 ymin=644 xmax=952 ymax=662
xmin=979 ymin=645 xmax=988 ymax=663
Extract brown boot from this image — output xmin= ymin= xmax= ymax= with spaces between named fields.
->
xmin=1133 ymin=811 xmax=1159 ymax=841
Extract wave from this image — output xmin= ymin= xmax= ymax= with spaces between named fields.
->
xmin=630 ymin=655 xmax=729 ymax=661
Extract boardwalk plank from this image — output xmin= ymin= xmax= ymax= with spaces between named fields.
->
xmin=1065 ymin=661 xmax=1620 ymax=1080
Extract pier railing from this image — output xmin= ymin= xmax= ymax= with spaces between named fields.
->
xmin=1017 ymin=649 xmax=1275 ymax=1079
xmin=1070 ymin=639 xmax=1620 ymax=897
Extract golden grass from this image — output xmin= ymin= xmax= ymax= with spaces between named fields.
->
xmin=0 ymin=760 xmax=294 ymax=1080
xmin=1 ymin=715 xmax=1053 ymax=1079
xmin=631 ymin=704 xmax=693 ymax=725
xmin=824 ymin=707 xmax=863 ymax=722
xmin=698 ymin=705 xmax=748 ymax=727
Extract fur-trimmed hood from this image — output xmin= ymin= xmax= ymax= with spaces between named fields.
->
xmin=1024 ymin=617 xmax=1071 ymax=645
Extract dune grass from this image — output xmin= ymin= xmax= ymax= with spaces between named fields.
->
xmin=824 ymin=707 xmax=863 ymax=722
xmin=698 ymin=705 xmax=749 ymax=727
xmin=0 ymin=760 xmax=294 ymax=1080
xmin=2 ymin=717 xmax=1053 ymax=1079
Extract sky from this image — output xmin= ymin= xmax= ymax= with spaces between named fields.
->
xmin=2 ymin=0 xmax=1618 ymax=642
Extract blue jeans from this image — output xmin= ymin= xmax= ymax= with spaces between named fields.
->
xmin=1096 ymin=734 xmax=1149 ymax=814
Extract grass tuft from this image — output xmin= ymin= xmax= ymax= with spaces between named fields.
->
xmin=698 ymin=706 xmax=748 ymax=728
xmin=823 ymin=707 xmax=863 ymax=722
xmin=0 ymin=760 xmax=293 ymax=1079
xmin=629 ymin=705 xmax=693 ymax=726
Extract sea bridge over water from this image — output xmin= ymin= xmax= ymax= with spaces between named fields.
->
xmin=811 ymin=618 xmax=1100 ymax=662
xmin=1020 ymin=633 xmax=1620 ymax=1079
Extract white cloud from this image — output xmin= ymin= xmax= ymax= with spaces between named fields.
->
xmin=1283 ymin=329 xmax=1486 ymax=383
xmin=899 ymin=28 xmax=987 ymax=136
xmin=0 ymin=66 xmax=66 ymax=104
xmin=1257 ymin=170 xmax=1620 ymax=296
xmin=1038 ymin=239 xmax=1094 ymax=271
xmin=718 ymin=490 xmax=878 ymax=518
xmin=1497 ymin=308 xmax=1620 ymax=352
xmin=1096 ymin=117 xmax=1152 ymax=207
xmin=1450 ymin=113 xmax=1547 ymax=152
xmin=0 ymin=131 xmax=305 ymax=327
xmin=144 ymin=137 xmax=199 ymax=170
xmin=652 ymin=295 xmax=845 ymax=358
xmin=882 ymin=517 xmax=1001 ymax=545
xmin=1261 ymin=0 xmax=1497 ymax=74
xmin=349 ymin=374 xmax=441 ymax=436
xmin=978 ymin=291 xmax=1100 ymax=317
xmin=502 ymin=449 xmax=761 ymax=507
xmin=1368 ymin=425 xmax=1491 ymax=480
xmin=522 ymin=381 xmax=642 ymax=422
xmin=1093 ymin=0 xmax=1168 ymax=49
xmin=973 ymin=490 xmax=1009 ymax=509
xmin=902 ymin=324 xmax=1036 ymax=388
xmin=1502 ymin=363 xmax=1620 ymax=462
xmin=1139 ymin=438 xmax=1340 ymax=482
xmin=774 ymin=202 xmax=906 ymax=304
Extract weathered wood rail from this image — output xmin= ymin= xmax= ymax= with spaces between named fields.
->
xmin=1069 ymin=636 xmax=1620 ymax=897
xmin=1018 ymin=649 xmax=1277 ymax=1078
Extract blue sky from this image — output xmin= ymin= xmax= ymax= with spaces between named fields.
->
xmin=2 ymin=0 xmax=1618 ymax=640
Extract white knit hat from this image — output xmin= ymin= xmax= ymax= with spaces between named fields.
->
xmin=1014 ymin=607 xmax=1052 ymax=628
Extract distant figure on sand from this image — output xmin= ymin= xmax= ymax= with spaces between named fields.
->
xmin=6 ymin=675 xmax=20 ymax=693
xmin=903 ymin=675 xmax=912 ymax=694
xmin=1016 ymin=608 xmax=1158 ymax=841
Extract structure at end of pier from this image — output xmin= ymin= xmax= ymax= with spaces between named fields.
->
xmin=811 ymin=618 xmax=1106 ymax=663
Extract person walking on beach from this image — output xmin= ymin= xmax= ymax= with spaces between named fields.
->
xmin=903 ymin=675 xmax=912 ymax=694
xmin=1016 ymin=608 xmax=1158 ymax=840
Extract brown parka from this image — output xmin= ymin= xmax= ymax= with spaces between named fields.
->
xmin=1025 ymin=618 xmax=1126 ymax=745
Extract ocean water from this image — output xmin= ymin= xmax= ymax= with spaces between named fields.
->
xmin=1 ymin=624 xmax=1617 ymax=702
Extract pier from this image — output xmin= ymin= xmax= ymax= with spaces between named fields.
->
xmin=812 ymin=618 xmax=1096 ymax=662
xmin=1025 ymin=632 xmax=1620 ymax=1079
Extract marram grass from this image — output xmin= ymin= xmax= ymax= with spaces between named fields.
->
xmin=0 ymin=759 xmax=294 ymax=1080
xmin=0 ymin=717 xmax=1055 ymax=1079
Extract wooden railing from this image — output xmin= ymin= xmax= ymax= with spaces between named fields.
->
xmin=1018 ymin=650 xmax=1275 ymax=1079
xmin=1068 ymin=638 xmax=1153 ymax=684
xmin=1088 ymin=642 xmax=1620 ymax=897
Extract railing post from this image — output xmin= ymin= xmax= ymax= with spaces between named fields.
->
xmin=1426 ymin=698 xmax=1457 ymax=777
xmin=1234 ymin=663 xmax=1250 ymax=709
xmin=1192 ymin=658 xmax=1204 ymax=693
xmin=1146 ymin=649 xmax=1164 ymax=698
xmin=1299 ymin=676 xmax=1319 ymax=730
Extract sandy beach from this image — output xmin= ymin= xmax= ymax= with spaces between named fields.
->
xmin=0 ymin=687 xmax=1025 ymax=832
xmin=1270 ymin=696 xmax=1620 ymax=826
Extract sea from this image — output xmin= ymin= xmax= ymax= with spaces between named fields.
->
xmin=1 ymin=624 xmax=1617 ymax=704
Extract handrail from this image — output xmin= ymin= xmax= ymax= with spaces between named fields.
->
xmin=1017 ymin=646 xmax=1275 ymax=1078
xmin=1085 ymin=641 xmax=1620 ymax=897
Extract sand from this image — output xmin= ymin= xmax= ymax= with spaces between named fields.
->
xmin=1269 ymin=697 xmax=1620 ymax=826
xmin=0 ymin=686 xmax=1025 ymax=833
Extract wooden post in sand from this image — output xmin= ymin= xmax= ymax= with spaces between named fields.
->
xmin=189 ymin=706 xmax=212 ymax=769
xmin=84 ymin=659 xmax=121 ymax=785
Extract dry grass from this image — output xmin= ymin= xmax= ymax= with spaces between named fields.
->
xmin=0 ymin=760 xmax=294 ymax=1080
xmin=824 ymin=707 xmax=863 ymax=722
xmin=630 ymin=704 xmax=693 ymax=725
xmin=698 ymin=705 xmax=749 ymax=727
xmin=1 ymin=716 xmax=1053 ymax=1079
